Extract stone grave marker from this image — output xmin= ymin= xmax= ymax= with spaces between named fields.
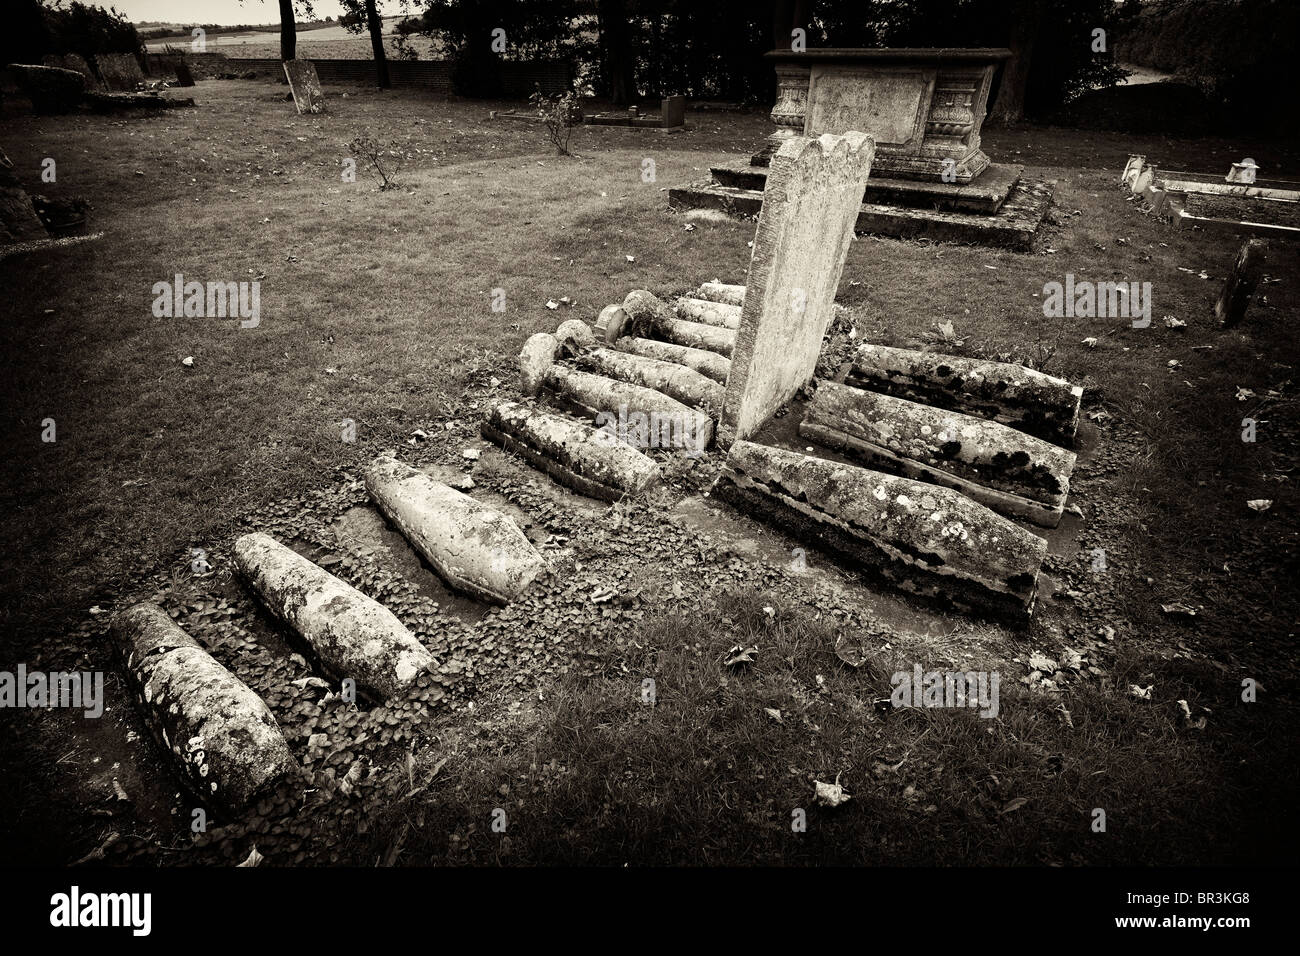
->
xmin=284 ymin=59 xmax=325 ymax=114
xmin=661 ymin=94 xmax=686 ymax=128
xmin=719 ymin=131 xmax=874 ymax=444
xmin=175 ymin=60 xmax=195 ymax=87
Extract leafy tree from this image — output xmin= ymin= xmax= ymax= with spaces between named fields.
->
xmin=3 ymin=0 xmax=142 ymax=68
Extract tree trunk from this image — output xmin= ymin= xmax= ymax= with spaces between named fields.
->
xmin=989 ymin=0 xmax=1044 ymax=126
xmin=364 ymin=0 xmax=390 ymax=88
xmin=596 ymin=0 xmax=636 ymax=106
xmin=279 ymin=0 xmax=296 ymax=61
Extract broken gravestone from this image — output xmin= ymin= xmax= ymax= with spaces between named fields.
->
xmin=283 ymin=60 xmax=325 ymax=115
xmin=719 ymin=131 xmax=874 ymax=444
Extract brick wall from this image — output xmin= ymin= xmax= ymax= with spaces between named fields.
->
xmin=146 ymin=54 xmax=570 ymax=96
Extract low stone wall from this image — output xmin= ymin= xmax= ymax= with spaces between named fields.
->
xmin=191 ymin=56 xmax=570 ymax=95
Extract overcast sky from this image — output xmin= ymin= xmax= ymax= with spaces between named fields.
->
xmin=110 ymin=1 xmax=357 ymax=26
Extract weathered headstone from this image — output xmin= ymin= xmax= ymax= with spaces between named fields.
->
xmin=1215 ymin=238 xmax=1267 ymax=328
xmin=719 ymin=131 xmax=874 ymax=444
xmin=283 ymin=59 xmax=325 ymax=114
xmin=175 ymin=60 xmax=195 ymax=87
xmin=94 ymin=52 xmax=144 ymax=91
xmin=661 ymin=94 xmax=686 ymax=128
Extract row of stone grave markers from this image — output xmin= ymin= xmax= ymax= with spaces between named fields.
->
xmin=110 ymin=132 xmax=1081 ymax=812
xmin=490 ymin=131 xmax=1081 ymax=621
xmin=112 ymin=451 xmax=553 ymax=811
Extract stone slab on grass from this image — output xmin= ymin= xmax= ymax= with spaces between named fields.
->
xmin=233 ymin=532 xmax=434 ymax=700
xmin=800 ymin=381 xmax=1076 ymax=527
xmin=283 ymin=59 xmax=325 ymax=114
xmin=711 ymin=440 xmax=1047 ymax=619
xmin=364 ymin=455 xmax=547 ymax=605
xmin=112 ymin=603 xmax=296 ymax=810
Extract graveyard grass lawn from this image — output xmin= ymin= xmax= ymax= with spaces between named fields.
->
xmin=2 ymin=80 xmax=1298 ymax=865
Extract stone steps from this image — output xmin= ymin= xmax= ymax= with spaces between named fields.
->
xmin=667 ymin=178 xmax=1053 ymax=252
xmin=708 ymin=160 xmax=1024 ymax=214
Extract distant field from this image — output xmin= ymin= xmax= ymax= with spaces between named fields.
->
xmin=144 ymin=17 xmax=440 ymax=59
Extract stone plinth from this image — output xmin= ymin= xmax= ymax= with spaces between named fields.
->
xmin=756 ymin=48 xmax=1009 ymax=185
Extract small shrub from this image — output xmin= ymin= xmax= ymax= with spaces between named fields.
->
xmin=529 ymin=83 xmax=584 ymax=157
xmin=349 ymin=134 xmax=413 ymax=191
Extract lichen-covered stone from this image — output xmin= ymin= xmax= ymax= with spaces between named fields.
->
xmin=849 ymin=344 xmax=1083 ymax=445
xmin=721 ymin=133 xmax=875 ymax=445
xmin=112 ymin=603 xmax=296 ymax=810
xmin=520 ymin=332 xmax=559 ymax=396
xmin=554 ymin=318 xmax=596 ymax=355
xmin=577 ymin=346 xmax=724 ymax=415
xmin=364 ymin=455 xmax=546 ymax=604
xmin=612 ymin=336 xmax=731 ymax=385
xmin=800 ymin=382 xmax=1076 ymax=527
xmin=675 ymin=297 xmax=742 ymax=330
xmin=543 ymin=365 xmax=714 ymax=450
xmin=482 ymin=400 xmax=660 ymax=500
xmin=712 ymin=441 xmax=1046 ymax=618
xmin=233 ymin=532 xmax=435 ymax=700
xmin=622 ymin=290 xmax=735 ymax=356
xmin=695 ymin=282 xmax=746 ymax=306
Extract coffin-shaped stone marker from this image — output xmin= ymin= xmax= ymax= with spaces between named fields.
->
xmin=613 ymin=336 xmax=731 ymax=385
xmin=800 ymin=382 xmax=1076 ymax=528
xmin=482 ymin=400 xmax=661 ymax=501
xmin=233 ymin=532 xmax=434 ymax=700
xmin=675 ymin=297 xmax=742 ymax=330
xmin=623 ymin=289 xmax=736 ymax=356
xmin=712 ymin=441 xmax=1046 ymax=618
xmin=848 ymin=344 xmax=1083 ymax=446
xmin=364 ymin=456 xmax=546 ymax=604
xmin=543 ymin=365 xmax=714 ymax=450
xmin=112 ymin=603 xmax=296 ymax=810
xmin=578 ymin=346 xmax=724 ymax=414
xmin=695 ymin=282 xmax=746 ymax=307
xmin=721 ymin=132 xmax=875 ymax=445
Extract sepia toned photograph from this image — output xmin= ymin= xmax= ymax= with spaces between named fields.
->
xmin=1 ymin=0 xmax=1292 ymax=937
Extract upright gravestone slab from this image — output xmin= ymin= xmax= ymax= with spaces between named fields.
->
xmin=175 ymin=60 xmax=195 ymax=87
xmin=95 ymin=52 xmax=144 ymax=91
xmin=720 ymin=131 xmax=874 ymax=444
xmin=661 ymin=94 xmax=686 ymax=128
xmin=284 ymin=59 xmax=325 ymax=114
